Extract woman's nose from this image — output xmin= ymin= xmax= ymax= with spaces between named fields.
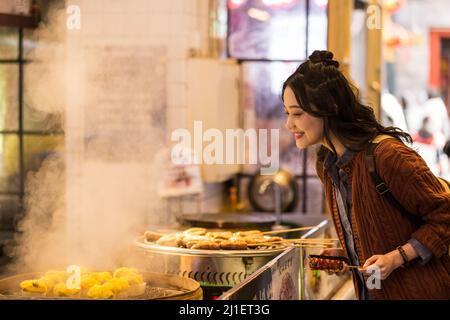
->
xmin=285 ymin=116 xmax=294 ymax=131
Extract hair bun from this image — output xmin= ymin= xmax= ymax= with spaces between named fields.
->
xmin=309 ymin=50 xmax=339 ymax=68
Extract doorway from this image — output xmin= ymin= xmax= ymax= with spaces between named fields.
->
xmin=429 ymin=29 xmax=450 ymax=116
xmin=441 ymin=38 xmax=450 ymax=114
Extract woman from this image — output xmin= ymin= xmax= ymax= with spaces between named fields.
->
xmin=282 ymin=50 xmax=450 ymax=299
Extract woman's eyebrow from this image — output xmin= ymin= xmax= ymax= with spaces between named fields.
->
xmin=286 ymin=105 xmax=302 ymax=110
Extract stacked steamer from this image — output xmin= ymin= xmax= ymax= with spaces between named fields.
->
xmin=19 ymin=267 xmax=146 ymax=299
xmin=137 ymin=228 xmax=290 ymax=292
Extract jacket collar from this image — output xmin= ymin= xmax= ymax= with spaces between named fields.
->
xmin=323 ymin=148 xmax=356 ymax=174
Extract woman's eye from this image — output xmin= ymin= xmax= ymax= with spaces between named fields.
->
xmin=292 ymin=113 xmax=303 ymax=117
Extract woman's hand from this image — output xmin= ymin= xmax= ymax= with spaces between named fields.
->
xmin=319 ymin=248 xmax=348 ymax=276
xmin=362 ymin=250 xmax=404 ymax=280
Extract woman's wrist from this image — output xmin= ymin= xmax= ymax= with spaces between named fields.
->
xmin=387 ymin=243 xmax=418 ymax=269
xmin=387 ymin=248 xmax=405 ymax=269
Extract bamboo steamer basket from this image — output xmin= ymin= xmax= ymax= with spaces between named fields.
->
xmin=0 ymin=271 xmax=202 ymax=300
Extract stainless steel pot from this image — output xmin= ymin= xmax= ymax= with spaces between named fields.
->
xmin=248 ymin=169 xmax=299 ymax=213
xmin=134 ymin=237 xmax=287 ymax=287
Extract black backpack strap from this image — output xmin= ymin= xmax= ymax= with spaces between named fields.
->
xmin=365 ymin=143 xmax=419 ymax=221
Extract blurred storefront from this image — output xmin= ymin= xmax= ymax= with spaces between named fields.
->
xmin=379 ymin=0 xmax=450 ymax=178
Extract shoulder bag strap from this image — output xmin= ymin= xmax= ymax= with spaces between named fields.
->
xmin=365 ymin=142 xmax=423 ymax=226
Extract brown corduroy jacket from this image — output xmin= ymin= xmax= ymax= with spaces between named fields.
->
xmin=316 ymin=137 xmax=450 ymax=299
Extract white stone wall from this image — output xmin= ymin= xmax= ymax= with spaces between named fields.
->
xmin=42 ymin=0 xmax=224 ymax=268
xmin=69 ymin=0 xmax=210 ymax=133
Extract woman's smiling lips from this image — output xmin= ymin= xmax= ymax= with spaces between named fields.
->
xmin=294 ymin=132 xmax=304 ymax=139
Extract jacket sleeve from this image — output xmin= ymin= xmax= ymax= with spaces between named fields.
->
xmin=374 ymin=139 xmax=450 ymax=258
xmin=408 ymin=238 xmax=433 ymax=264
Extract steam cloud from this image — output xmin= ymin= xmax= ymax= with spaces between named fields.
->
xmin=6 ymin=1 xmax=168 ymax=274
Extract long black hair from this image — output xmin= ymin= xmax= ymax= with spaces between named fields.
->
xmin=282 ymin=50 xmax=411 ymax=160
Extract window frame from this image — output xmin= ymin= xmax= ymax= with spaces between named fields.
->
xmin=0 ymin=27 xmax=64 ymax=229
xmin=226 ymin=0 xmax=327 ymax=213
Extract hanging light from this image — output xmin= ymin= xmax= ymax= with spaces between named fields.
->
xmin=314 ymin=0 xmax=328 ymax=8
xmin=247 ymin=8 xmax=271 ymax=21
xmin=383 ymin=0 xmax=406 ymax=13
xmin=262 ymin=0 xmax=295 ymax=8
xmin=228 ymin=0 xmax=247 ymax=10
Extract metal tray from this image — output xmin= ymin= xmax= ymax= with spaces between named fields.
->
xmin=177 ymin=213 xmax=277 ymax=229
xmin=134 ymin=236 xmax=288 ymax=258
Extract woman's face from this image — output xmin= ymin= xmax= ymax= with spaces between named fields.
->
xmin=283 ymin=86 xmax=324 ymax=149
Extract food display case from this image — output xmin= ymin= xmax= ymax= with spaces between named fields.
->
xmin=136 ymin=218 xmax=351 ymax=300
xmin=299 ymin=220 xmax=351 ymax=300
xmin=218 ymin=246 xmax=300 ymax=300
xmin=218 ymin=219 xmax=352 ymax=300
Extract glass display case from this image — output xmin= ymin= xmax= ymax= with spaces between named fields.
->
xmin=219 ymin=219 xmax=353 ymax=300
